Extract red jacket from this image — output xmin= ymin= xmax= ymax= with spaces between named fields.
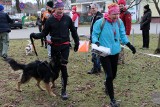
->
xmin=72 ymin=12 xmax=79 ymax=22
xmin=119 ymin=8 xmax=131 ymax=35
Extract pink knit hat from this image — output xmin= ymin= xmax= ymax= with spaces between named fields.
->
xmin=118 ymin=0 xmax=126 ymax=5
xmin=108 ymin=3 xmax=120 ymax=15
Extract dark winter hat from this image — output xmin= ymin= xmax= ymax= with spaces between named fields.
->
xmin=144 ymin=4 xmax=149 ymax=10
xmin=0 ymin=4 xmax=4 ymax=11
xmin=54 ymin=0 xmax=64 ymax=8
xmin=47 ymin=1 xmax=53 ymax=8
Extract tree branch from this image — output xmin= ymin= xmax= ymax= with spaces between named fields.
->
xmin=127 ymin=0 xmax=142 ymax=9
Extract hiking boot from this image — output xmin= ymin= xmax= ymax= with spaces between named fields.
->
xmin=61 ymin=90 xmax=68 ymax=100
xmin=110 ymin=99 xmax=120 ymax=107
xmin=87 ymin=68 xmax=97 ymax=74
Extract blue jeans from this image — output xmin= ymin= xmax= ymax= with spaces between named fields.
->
xmin=0 ymin=32 xmax=9 ymax=57
xmin=91 ymin=53 xmax=101 ymax=71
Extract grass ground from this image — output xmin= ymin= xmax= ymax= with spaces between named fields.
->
xmin=0 ymin=35 xmax=160 ymax=107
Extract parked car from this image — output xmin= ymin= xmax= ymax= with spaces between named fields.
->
xmin=9 ymin=15 xmax=23 ymax=29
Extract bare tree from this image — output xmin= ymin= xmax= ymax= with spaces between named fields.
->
xmin=36 ymin=0 xmax=41 ymax=10
xmin=152 ymin=0 xmax=160 ymax=15
xmin=15 ymin=0 xmax=21 ymax=13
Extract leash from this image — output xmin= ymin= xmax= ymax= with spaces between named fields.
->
xmin=30 ymin=36 xmax=39 ymax=60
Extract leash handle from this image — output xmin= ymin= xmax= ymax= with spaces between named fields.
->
xmin=30 ymin=36 xmax=39 ymax=59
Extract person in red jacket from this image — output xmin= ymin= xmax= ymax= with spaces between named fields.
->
xmin=71 ymin=6 xmax=80 ymax=31
xmin=118 ymin=0 xmax=132 ymax=64
xmin=118 ymin=0 xmax=131 ymax=36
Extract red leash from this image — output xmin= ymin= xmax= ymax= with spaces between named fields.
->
xmin=45 ymin=40 xmax=70 ymax=46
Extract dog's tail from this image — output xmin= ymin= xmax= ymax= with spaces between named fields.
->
xmin=6 ymin=58 xmax=25 ymax=71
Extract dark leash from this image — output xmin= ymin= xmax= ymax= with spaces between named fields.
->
xmin=30 ymin=36 xmax=39 ymax=60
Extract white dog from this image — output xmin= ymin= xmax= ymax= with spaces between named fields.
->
xmin=25 ymin=40 xmax=33 ymax=55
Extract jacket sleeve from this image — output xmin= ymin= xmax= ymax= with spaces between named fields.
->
xmin=6 ymin=14 xmax=13 ymax=24
xmin=69 ymin=18 xmax=79 ymax=45
xmin=92 ymin=19 xmax=102 ymax=44
xmin=119 ymin=19 xmax=129 ymax=45
xmin=124 ymin=13 xmax=131 ymax=35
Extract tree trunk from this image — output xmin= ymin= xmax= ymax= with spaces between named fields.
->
xmin=154 ymin=33 xmax=160 ymax=54
xmin=15 ymin=0 xmax=21 ymax=13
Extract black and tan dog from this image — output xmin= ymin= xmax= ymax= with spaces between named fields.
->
xmin=6 ymin=57 xmax=61 ymax=97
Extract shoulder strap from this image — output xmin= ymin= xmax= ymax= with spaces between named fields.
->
xmin=98 ymin=18 xmax=105 ymax=40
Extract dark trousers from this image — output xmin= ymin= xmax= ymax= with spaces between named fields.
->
xmin=92 ymin=53 xmax=101 ymax=71
xmin=100 ymin=54 xmax=119 ymax=101
xmin=142 ymin=30 xmax=150 ymax=48
xmin=51 ymin=45 xmax=70 ymax=92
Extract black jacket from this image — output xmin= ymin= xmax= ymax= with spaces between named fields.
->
xmin=0 ymin=12 xmax=13 ymax=33
xmin=36 ymin=14 xmax=79 ymax=45
xmin=140 ymin=9 xmax=152 ymax=30
xmin=90 ymin=11 xmax=103 ymax=42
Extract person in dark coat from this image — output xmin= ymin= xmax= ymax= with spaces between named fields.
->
xmin=88 ymin=3 xmax=103 ymax=74
xmin=0 ymin=4 xmax=13 ymax=59
xmin=140 ymin=4 xmax=152 ymax=49
xmin=30 ymin=0 xmax=79 ymax=100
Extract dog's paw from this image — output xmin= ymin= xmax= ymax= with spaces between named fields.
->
xmin=16 ymin=88 xmax=22 ymax=92
xmin=50 ymin=92 xmax=56 ymax=97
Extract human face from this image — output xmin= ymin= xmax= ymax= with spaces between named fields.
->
xmin=90 ymin=5 xmax=98 ymax=15
xmin=119 ymin=4 xmax=125 ymax=11
xmin=55 ymin=7 xmax=64 ymax=15
xmin=109 ymin=13 xmax=119 ymax=20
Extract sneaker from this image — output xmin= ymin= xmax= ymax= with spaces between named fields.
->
xmin=110 ymin=99 xmax=120 ymax=107
xmin=61 ymin=91 xmax=68 ymax=100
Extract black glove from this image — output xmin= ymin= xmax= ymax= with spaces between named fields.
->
xmin=30 ymin=33 xmax=39 ymax=39
xmin=74 ymin=44 xmax=79 ymax=52
xmin=126 ymin=42 xmax=136 ymax=54
xmin=95 ymin=42 xmax=100 ymax=47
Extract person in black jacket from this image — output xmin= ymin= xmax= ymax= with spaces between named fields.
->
xmin=0 ymin=4 xmax=13 ymax=59
xmin=140 ymin=4 xmax=152 ymax=49
xmin=30 ymin=0 xmax=79 ymax=100
xmin=88 ymin=3 xmax=103 ymax=74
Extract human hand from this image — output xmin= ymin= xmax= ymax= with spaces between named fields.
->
xmin=95 ymin=42 xmax=100 ymax=47
xmin=126 ymin=42 xmax=136 ymax=54
xmin=74 ymin=44 xmax=79 ymax=52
